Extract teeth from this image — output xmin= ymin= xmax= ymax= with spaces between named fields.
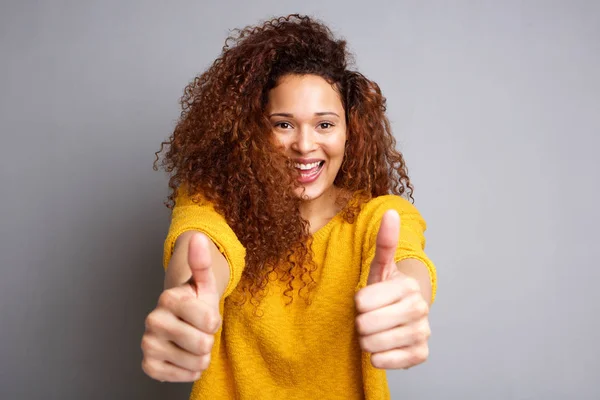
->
xmin=294 ymin=161 xmax=321 ymax=170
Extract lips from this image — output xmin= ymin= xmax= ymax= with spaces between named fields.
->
xmin=294 ymin=160 xmax=325 ymax=184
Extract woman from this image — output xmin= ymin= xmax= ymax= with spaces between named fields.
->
xmin=143 ymin=14 xmax=437 ymax=400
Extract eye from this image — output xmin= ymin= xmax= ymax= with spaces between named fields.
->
xmin=274 ymin=122 xmax=292 ymax=129
xmin=319 ymin=122 xmax=334 ymax=129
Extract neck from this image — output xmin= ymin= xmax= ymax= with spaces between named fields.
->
xmin=299 ymin=186 xmax=343 ymax=234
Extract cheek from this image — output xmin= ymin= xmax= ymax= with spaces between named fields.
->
xmin=272 ymin=133 xmax=291 ymax=152
xmin=330 ymin=135 xmax=347 ymax=160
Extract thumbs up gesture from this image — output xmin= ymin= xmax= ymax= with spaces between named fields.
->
xmin=355 ymin=210 xmax=431 ymax=369
xmin=142 ymin=233 xmax=221 ymax=382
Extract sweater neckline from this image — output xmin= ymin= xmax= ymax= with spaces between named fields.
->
xmin=311 ymin=211 xmax=344 ymax=242
xmin=310 ymin=190 xmax=368 ymax=242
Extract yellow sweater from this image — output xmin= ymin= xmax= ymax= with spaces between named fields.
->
xmin=163 ymin=190 xmax=437 ymax=400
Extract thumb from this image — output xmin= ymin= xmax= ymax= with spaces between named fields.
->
xmin=187 ymin=233 xmax=218 ymax=298
xmin=367 ymin=210 xmax=401 ymax=285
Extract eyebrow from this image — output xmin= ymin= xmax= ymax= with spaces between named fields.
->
xmin=268 ymin=112 xmax=340 ymax=118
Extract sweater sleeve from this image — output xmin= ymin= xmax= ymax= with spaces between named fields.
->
xmin=162 ymin=186 xmax=246 ymax=299
xmin=357 ymin=195 xmax=437 ymax=304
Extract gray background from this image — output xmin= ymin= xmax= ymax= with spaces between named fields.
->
xmin=1 ymin=1 xmax=598 ymax=399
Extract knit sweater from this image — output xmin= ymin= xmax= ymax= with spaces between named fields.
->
xmin=163 ymin=189 xmax=437 ymax=400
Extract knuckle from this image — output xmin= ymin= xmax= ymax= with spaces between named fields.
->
xmin=141 ymin=359 xmax=159 ymax=379
xmin=423 ymin=323 xmax=432 ymax=339
xmin=190 ymin=371 xmax=202 ymax=382
xmin=145 ymin=313 xmax=163 ymax=332
xmin=201 ymin=312 xmax=214 ymax=332
xmin=199 ymin=354 xmax=212 ymax=370
xmin=354 ymin=292 xmax=366 ymax=311
xmin=413 ymin=325 xmax=430 ymax=343
xmin=411 ymin=346 xmax=429 ymax=365
xmin=140 ymin=335 xmax=155 ymax=354
xmin=413 ymin=299 xmax=429 ymax=317
xmin=202 ymin=334 xmax=215 ymax=353
xmin=214 ymin=313 xmax=223 ymax=331
xmin=355 ymin=315 xmax=368 ymax=335
xmin=359 ymin=336 xmax=372 ymax=352
xmin=158 ymin=290 xmax=177 ymax=310
xmin=203 ymin=311 xmax=221 ymax=333
xmin=195 ymin=333 xmax=213 ymax=354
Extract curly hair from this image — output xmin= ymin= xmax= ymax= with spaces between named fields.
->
xmin=154 ymin=14 xmax=413 ymax=307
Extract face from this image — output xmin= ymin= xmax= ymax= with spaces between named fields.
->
xmin=266 ymin=74 xmax=347 ymax=201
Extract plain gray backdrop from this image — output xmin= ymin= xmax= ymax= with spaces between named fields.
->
xmin=1 ymin=1 xmax=599 ymax=399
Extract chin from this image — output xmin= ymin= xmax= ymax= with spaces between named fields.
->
xmin=294 ymin=184 xmax=329 ymax=201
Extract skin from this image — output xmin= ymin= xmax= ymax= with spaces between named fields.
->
xmin=356 ymin=210 xmax=433 ymax=369
xmin=268 ymin=74 xmax=432 ymax=369
xmin=141 ymin=73 xmax=433 ymax=382
xmin=266 ymin=74 xmax=347 ymax=232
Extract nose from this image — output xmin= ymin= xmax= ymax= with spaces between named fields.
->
xmin=290 ymin=126 xmax=317 ymax=154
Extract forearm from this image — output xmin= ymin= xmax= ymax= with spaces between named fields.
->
xmin=164 ymin=230 xmax=231 ymax=297
xmin=396 ymin=258 xmax=433 ymax=305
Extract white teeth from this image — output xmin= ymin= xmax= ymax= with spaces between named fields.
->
xmin=294 ymin=161 xmax=321 ymax=170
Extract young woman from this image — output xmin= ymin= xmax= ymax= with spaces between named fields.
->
xmin=142 ymin=14 xmax=437 ymax=400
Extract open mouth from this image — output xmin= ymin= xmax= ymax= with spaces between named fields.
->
xmin=294 ymin=160 xmax=325 ymax=183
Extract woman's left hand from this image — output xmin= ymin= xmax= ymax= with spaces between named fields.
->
xmin=354 ymin=210 xmax=431 ymax=369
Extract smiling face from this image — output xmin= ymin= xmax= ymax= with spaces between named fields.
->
xmin=266 ymin=74 xmax=347 ymax=202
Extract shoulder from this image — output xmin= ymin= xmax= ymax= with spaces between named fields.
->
xmin=353 ymin=194 xmax=427 ymax=237
xmin=164 ymin=184 xmax=245 ymax=271
xmin=173 ymin=184 xmax=212 ymax=208
xmin=169 ymin=183 xmax=235 ymax=238
xmin=359 ymin=194 xmax=422 ymax=220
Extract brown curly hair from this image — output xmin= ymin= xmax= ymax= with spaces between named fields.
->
xmin=154 ymin=14 xmax=413 ymax=307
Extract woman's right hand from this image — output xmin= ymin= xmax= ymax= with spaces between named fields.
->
xmin=141 ymin=233 xmax=222 ymax=382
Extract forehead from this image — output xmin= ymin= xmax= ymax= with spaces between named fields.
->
xmin=266 ymin=74 xmax=344 ymax=113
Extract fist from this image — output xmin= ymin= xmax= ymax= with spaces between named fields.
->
xmin=141 ymin=233 xmax=221 ymax=382
xmin=355 ymin=210 xmax=431 ymax=370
